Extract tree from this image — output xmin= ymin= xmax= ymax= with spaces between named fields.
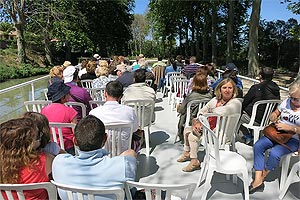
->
xmin=131 ymin=14 xmax=147 ymax=55
xmin=0 ymin=0 xmax=26 ymax=63
xmin=247 ymin=0 xmax=261 ymax=77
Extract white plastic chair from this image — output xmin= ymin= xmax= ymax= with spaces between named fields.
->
xmin=125 ymin=181 xmax=196 ymax=200
xmin=123 ymin=99 xmax=155 ymax=156
xmin=168 ymin=75 xmax=187 ymax=105
xmin=86 ymin=88 xmax=106 ymax=101
xmin=171 ymin=79 xmax=190 ymax=110
xmin=198 ymin=115 xmax=249 ymax=200
xmin=104 ymin=122 xmax=134 ymax=157
xmin=24 ymin=100 xmax=52 ymax=113
xmin=51 ymin=180 xmax=125 ymax=200
xmin=43 ymin=88 xmax=48 ymax=100
xmin=89 ymin=100 xmax=105 ymax=108
xmin=0 ymin=182 xmax=57 ymax=200
xmin=80 ymin=79 xmax=94 ymax=89
xmin=241 ymin=99 xmax=281 ymax=144
xmin=174 ymin=99 xmax=210 ymax=143
xmin=162 ymin=72 xmax=181 ymax=97
xmin=49 ymin=122 xmax=76 ymax=150
xmin=65 ymin=101 xmax=87 ymax=118
xmin=279 ymin=160 xmax=300 ymax=199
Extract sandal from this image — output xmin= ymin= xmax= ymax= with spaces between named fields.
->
xmin=177 ymin=154 xmax=190 ymax=162
xmin=182 ymin=162 xmax=200 ymax=172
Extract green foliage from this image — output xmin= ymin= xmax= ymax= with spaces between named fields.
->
xmin=0 ymin=22 xmax=14 ymax=33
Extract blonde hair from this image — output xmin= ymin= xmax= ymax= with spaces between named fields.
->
xmin=289 ymin=79 xmax=300 ymax=95
xmin=98 ymin=60 xmax=108 ymax=68
xmin=86 ymin=61 xmax=97 ymax=73
xmin=95 ymin=67 xmax=109 ymax=77
xmin=49 ymin=66 xmax=63 ymax=78
xmin=214 ymin=78 xmax=238 ymax=100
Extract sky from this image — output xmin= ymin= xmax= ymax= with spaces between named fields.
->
xmin=133 ymin=0 xmax=299 ymax=22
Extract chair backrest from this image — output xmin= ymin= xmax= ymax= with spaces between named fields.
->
xmin=248 ymin=99 xmax=281 ymax=127
xmin=185 ymin=99 xmax=210 ymax=127
xmin=43 ymin=88 xmax=49 ymax=100
xmin=199 ymin=115 xmax=223 ymax=169
xmin=24 ymin=100 xmax=52 ymax=113
xmin=80 ymin=79 xmax=94 ymax=89
xmin=173 ymin=79 xmax=190 ymax=100
xmin=89 ymin=100 xmax=105 ymax=109
xmin=49 ymin=122 xmax=76 ymax=150
xmin=0 ymin=182 xmax=57 ymax=200
xmin=165 ymin=72 xmax=181 ymax=88
xmin=123 ymin=99 xmax=155 ymax=129
xmin=202 ymin=113 xmax=241 ymax=150
xmin=125 ymin=181 xmax=196 ymax=200
xmin=86 ymin=88 xmax=106 ymax=101
xmin=169 ymin=76 xmax=187 ymax=91
xmin=65 ymin=101 xmax=87 ymax=118
xmin=51 ymin=180 xmax=125 ymax=200
xmin=104 ymin=122 xmax=134 ymax=157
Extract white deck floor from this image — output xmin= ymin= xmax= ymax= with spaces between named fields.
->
xmin=136 ymin=91 xmax=299 ymax=200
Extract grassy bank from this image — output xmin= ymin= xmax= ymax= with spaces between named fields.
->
xmin=0 ymin=48 xmax=49 ymax=82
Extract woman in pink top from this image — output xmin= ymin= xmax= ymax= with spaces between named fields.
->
xmin=0 ymin=118 xmax=54 ymax=200
xmin=41 ymin=81 xmax=77 ymax=155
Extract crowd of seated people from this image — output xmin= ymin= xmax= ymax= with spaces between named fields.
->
xmin=2 ymin=54 xmax=299 ymax=199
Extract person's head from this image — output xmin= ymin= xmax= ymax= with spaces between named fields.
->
xmin=63 ymin=65 xmax=79 ymax=83
xmin=98 ymin=60 xmax=109 ymax=68
xmin=81 ymin=60 xmax=88 ymax=69
xmin=225 ymin=63 xmax=238 ymax=74
xmin=86 ymin=61 xmax=97 ymax=74
xmin=93 ymin=54 xmax=101 ymax=60
xmin=115 ymin=64 xmax=127 ymax=77
xmin=49 ymin=66 xmax=63 ymax=79
xmin=222 ymin=69 xmax=238 ymax=85
xmin=191 ymin=74 xmax=208 ymax=93
xmin=74 ymin=115 xmax=106 ymax=151
xmin=288 ymin=79 xmax=300 ymax=108
xmin=189 ymin=56 xmax=196 ymax=64
xmin=62 ymin=61 xmax=72 ymax=69
xmin=118 ymin=56 xmax=125 ymax=64
xmin=206 ymin=63 xmax=216 ymax=75
xmin=134 ymin=69 xmax=146 ymax=83
xmin=259 ymin=67 xmax=274 ymax=81
xmin=23 ymin=112 xmax=50 ymax=150
xmin=95 ymin=67 xmax=109 ymax=77
xmin=195 ymin=65 xmax=208 ymax=77
xmin=105 ymin=81 xmax=123 ymax=100
xmin=176 ymin=55 xmax=183 ymax=63
xmin=0 ymin=117 xmax=39 ymax=183
xmin=47 ymin=81 xmax=71 ymax=103
xmin=215 ymin=78 xmax=238 ymax=101
xmin=157 ymin=55 xmax=163 ymax=61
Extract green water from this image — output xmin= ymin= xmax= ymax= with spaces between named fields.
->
xmin=0 ymin=75 xmax=49 ymax=123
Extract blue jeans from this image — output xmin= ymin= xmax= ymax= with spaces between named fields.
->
xmin=253 ymin=136 xmax=299 ymax=171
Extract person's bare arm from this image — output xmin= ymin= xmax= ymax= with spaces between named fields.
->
xmin=45 ymin=153 xmax=54 ymax=176
xmin=120 ymin=149 xmax=136 ymax=158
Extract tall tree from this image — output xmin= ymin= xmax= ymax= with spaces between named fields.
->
xmin=0 ymin=0 xmax=26 ymax=63
xmin=248 ymin=0 xmax=261 ymax=77
xmin=226 ymin=0 xmax=234 ymax=63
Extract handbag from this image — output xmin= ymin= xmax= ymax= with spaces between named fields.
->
xmin=262 ymin=123 xmax=293 ymax=151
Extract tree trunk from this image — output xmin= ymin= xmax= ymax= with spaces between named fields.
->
xmin=15 ymin=23 xmax=26 ymax=63
xmin=211 ymin=2 xmax=218 ymax=65
xmin=247 ymin=0 xmax=261 ymax=77
xmin=226 ymin=0 xmax=234 ymax=63
xmin=43 ymin=30 xmax=53 ymax=66
xmin=191 ymin=16 xmax=195 ymax=56
xmin=276 ymin=44 xmax=281 ymax=68
xmin=298 ymin=41 xmax=300 ymax=78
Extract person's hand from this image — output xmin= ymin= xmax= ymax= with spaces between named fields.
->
xmin=275 ymin=123 xmax=292 ymax=132
xmin=192 ymin=118 xmax=202 ymax=137
xmin=269 ymin=113 xmax=278 ymax=123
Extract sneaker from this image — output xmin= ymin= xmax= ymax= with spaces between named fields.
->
xmin=244 ymin=134 xmax=253 ymax=145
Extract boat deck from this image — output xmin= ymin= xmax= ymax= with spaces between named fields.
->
xmin=136 ymin=90 xmax=299 ymax=200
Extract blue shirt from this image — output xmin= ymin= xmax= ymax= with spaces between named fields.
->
xmin=52 ymin=148 xmax=137 ymax=200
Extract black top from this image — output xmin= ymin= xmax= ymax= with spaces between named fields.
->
xmin=116 ymin=71 xmax=134 ymax=88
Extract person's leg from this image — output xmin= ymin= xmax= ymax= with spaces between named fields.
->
xmin=252 ymin=136 xmax=274 ymax=187
xmin=182 ymin=132 xmax=201 ymax=172
xmin=177 ymin=127 xmax=192 ymax=162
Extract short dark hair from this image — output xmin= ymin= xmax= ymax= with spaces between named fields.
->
xmin=105 ymin=81 xmax=123 ymax=99
xmin=74 ymin=115 xmax=105 ymax=151
xmin=134 ymin=69 xmax=146 ymax=83
xmin=259 ymin=67 xmax=274 ymax=81
xmin=157 ymin=55 xmax=163 ymax=61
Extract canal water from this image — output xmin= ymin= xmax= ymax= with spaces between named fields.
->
xmin=0 ymin=75 xmax=49 ymax=123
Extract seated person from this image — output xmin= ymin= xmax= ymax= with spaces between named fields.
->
xmin=249 ymin=80 xmax=299 ymax=194
xmin=0 ymin=117 xmax=54 ymax=199
xmin=48 ymin=65 xmax=63 ymax=87
xmin=52 ymin=115 xmax=137 ymax=200
xmin=90 ymin=81 xmax=139 ymax=152
xmin=41 ymin=81 xmax=77 ymax=155
xmin=177 ymin=78 xmax=242 ymax=172
xmin=177 ymin=74 xmax=212 ymax=143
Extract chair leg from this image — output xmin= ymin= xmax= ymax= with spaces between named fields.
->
xmin=241 ymin=169 xmax=249 ymax=200
xmin=145 ymin=126 xmax=150 ymax=156
xmin=279 ymin=162 xmax=300 ymax=199
xmin=201 ymin=169 xmax=214 ymax=200
xmin=280 ymin=154 xmax=292 ymax=191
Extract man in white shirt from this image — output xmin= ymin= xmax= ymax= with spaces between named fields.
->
xmin=89 ymin=81 xmax=139 ymax=152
